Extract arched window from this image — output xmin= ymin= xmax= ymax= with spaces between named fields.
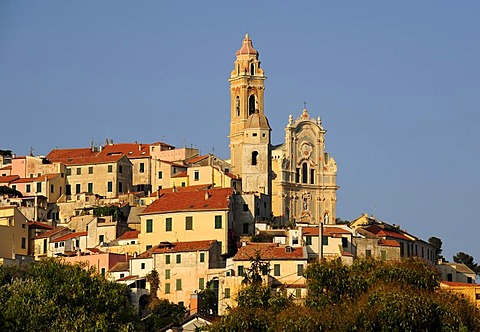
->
xmin=250 ymin=63 xmax=255 ymax=75
xmin=251 ymin=151 xmax=258 ymax=166
xmin=249 ymin=95 xmax=255 ymax=115
xmin=237 ymin=64 xmax=240 ymax=75
xmin=302 ymin=163 xmax=308 ymax=184
xmin=235 ymin=96 xmax=240 ymax=116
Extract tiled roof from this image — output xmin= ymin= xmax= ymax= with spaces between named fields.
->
xmin=46 ymin=148 xmax=126 ymax=165
xmin=364 ymin=225 xmax=413 ymax=241
xmin=142 ymin=187 xmax=233 ymax=214
xmin=35 ymin=227 xmax=69 ymax=239
xmin=185 ymin=155 xmax=209 ymax=164
xmin=28 ymin=221 xmax=54 ymax=230
xmin=236 ymin=34 xmax=258 ymax=56
xmin=118 ymin=230 xmax=139 ymax=240
xmin=0 ymin=165 xmax=12 ymax=170
xmin=109 ymin=261 xmax=130 ymax=272
xmin=51 ymin=231 xmax=87 ymax=243
xmin=441 ymin=281 xmax=478 ymax=287
xmin=98 ymin=143 xmax=151 ymax=159
xmin=137 ymin=240 xmax=217 ymax=259
xmin=443 ymin=263 xmax=476 ymax=274
xmin=301 ymin=226 xmax=351 ymax=237
xmin=0 ymin=175 xmax=20 ymax=183
xmin=233 ymin=243 xmax=306 ymax=261
xmin=172 ymin=171 xmax=188 ymax=178
xmin=11 ymin=173 xmax=59 ymax=184
xmin=379 ymin=239 xmax=400 ymax=247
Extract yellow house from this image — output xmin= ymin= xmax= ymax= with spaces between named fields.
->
xmin=440 ymin=281 xmax=480 ymax=308
xmin=138 ymin=187 xmax=234 ymax=254
xmin=0 ymin=206 xmax=29 ymax=259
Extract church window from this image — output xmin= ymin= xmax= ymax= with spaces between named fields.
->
xmin=252 ymin=133 xmax=257 ymax=137
xmin=251 ymin=151 xmax=258 ymax=165
xmin=235 ymin=96 xmax=240 ymax=116
xmin=249 ymin=95 xmax=255 ymax=115
xmin=302 ymin=163 xmax=308 ymax=183
xmin=237 ymin=64 xmax=240 ymax=75
xmin=310 ymin=169 xmax=315 ymax=184
xmin=296 ymin=168 xmax=300 ymax=183
xmin=250 ymin=63 xmax=255 ymax=75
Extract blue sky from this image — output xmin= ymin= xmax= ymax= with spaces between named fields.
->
xmin=1 ymin=1 xmax=479 ymax=261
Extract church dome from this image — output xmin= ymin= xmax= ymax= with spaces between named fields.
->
xmin=246 ymin=110 xmax=271 ymax=130
xmin=236 ymin=34 xmax=259 ymax=56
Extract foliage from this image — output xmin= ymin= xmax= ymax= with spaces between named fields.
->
xmin=199 ymin=280 xmax=218 ymax=315
xmin=142 ymin=299 xmax=187 ymax=331
xmin=453 ymin=252 xmax=480 ymax=275
xmin=0 ymin=185 xmax=23 ymax=198
xmin=241 ymin=251 xmax=270 ymax=286
xmin=334 ymin=217 xmax=350 ymax=225
xmin=208 ymin=258 xmax=480 ymax=331
xmin=145 ymin=269 xmax=160 ymax=307
xmin=428 ymin=236 xmax=443 ymax=259
xmin=0 ymin=258 xmax=138 ymax=331
xmin=93 ymin=205 xmax=123 ymax=221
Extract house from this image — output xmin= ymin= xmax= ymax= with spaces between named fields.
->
xmin=440 ymin=281 xmax=480 ymax=308
xmin=49 ymin=231 xmax=87 ymax=256
xmin=0 ymin=206 xmax=29 ymax=259
xmin=63 ymin=250 xmax=129 ymax=278
xmin=33 ymin=226 xmax=71 ymax=259
xmin=437 ymin=262 xmax=476 ymax=284
xmin=138 ymin=187 xmax=234 ymax=254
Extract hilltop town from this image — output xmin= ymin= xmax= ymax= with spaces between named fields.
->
xmin=0 ymin=35 xmax=478 ymax=327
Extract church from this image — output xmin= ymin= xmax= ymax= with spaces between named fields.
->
xmin=227 ymin=34 xmax=338 ymax=226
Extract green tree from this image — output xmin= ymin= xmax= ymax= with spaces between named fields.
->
xmin=0 ymin=185 xmax=23 ymax=198
xmin=142 ymin=299 xmax=187 ymax=331
xmin=428 ymin=236 xmax=443 ymax=260
xmin=0 ymin=259 xmax=138 ymax=331
xmin=93 ymin=205 xmax=124 ymax=221
xmin=453 ymin=252 xmax=480 ymax=275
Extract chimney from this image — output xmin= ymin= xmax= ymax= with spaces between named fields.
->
xmin=205 ymin=191 xmax=210 ymax=200
xmin=139 ymin=144 xmax=142 ymax=151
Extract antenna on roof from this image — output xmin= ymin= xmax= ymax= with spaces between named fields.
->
xmin=29 ymin=146 xmax=34 ymax=157
xmin=303 ymin=101 xmax=307 ymax=109
xmin=373 ymin=206 xmax=376 ymax=219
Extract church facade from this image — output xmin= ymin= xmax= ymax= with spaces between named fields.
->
xmin=228 ymin=35 xmax=338 ymax=226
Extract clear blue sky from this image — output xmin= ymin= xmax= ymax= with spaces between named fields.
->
xmin=1 ymin=1 xmax=479 ymax=262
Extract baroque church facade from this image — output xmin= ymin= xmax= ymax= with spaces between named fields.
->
xmin=228 ymin=34 xmax=338 ymax=226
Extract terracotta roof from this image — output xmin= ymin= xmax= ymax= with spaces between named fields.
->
xmin=233 ymin=243 xmax=306 ymax=261
xmin=137 ymin=240 xmax=217 ymax=259
xmin=98 ymin=143 xmax=151 ymax=159
xmin=117 ymin=275 xmax=140 ymax=281
xmin=28 ymin=221 xmax=54 ymax=230
xmin=441 ymin=281 xmax=478 ymax=287
xmin=142 ymin=187 xmax=233 ymax=214
xmin=118 ymin=230 xmax=139 ymax=240
xmin=185 ymin=155 xmax=209 ymax=164
xmin=35 ymin=226 xmax=69 ymax=239
xmin=236 ymin=33 xmax=258 ymax=56
xmin=109 ymin=261 xmax=130 ymax=272
xmin=323 ymin=227 xmax=352 ymax=236
xmin=0 ymin=175 xmax=20 ymax=183
xmin=51 ymin=231 xmax=88 ymax=243
xmin=11 ymin=173 xmax=59 ymax=184
xmin=225 ymin=172 xmax=238 ymax=179
xmin=0 ymin=165 xmax=12 ymax=170
xmin=47 ymin=148 xmax=97 ymax=161
xmin=172 ymin=171 xmax=188 ymax=178
xmin=364 ymin=225 xmax=412 ymax=241
xmin=379 ymin=239 xmax=400 ymax=247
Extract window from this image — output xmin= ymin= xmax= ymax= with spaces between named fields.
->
xmin=75 ymin=239 xmax=80 ymax=248
xmin=141 ymin=263 xmax=145 ymax=270
xmin=146 ymin=219 xmax=153 ymax=233
xmin=274 ymin=264 xmax=281 ymax=276
xmin=297 ymin=264 xmax=303 ymax=276
xmin=235 ymin=96 xmax=240 ymax=116
xmin=66 ymin=185 xmax=71 ymax=195
xmin=165 ymin=283 xmax=171 ymax=294
xmin=243 ymin=204 xmax=249 ymax=212
xmin=118 ymin=181 xmax=123 ymax=193
xmin=146 ymin=245 xmax=152 ymax=250
xmin=165 ymin=269 xmax=171 ymax=279
xmin=36 ymin=182 xmax=42 ymax=193
xmin=26 ymin=184 xmax=31 ymax=193
xmin=238 ymin=265 xmax=244 ymax=277
xmin=302 ymin=163 xmax=308 ymax=183
xmin=322 ymin=236 xmax=328 ymax=245
xmin=305 ymin=236 xmax=312 ymax=245
xmin=421 ymin=246 xmax=424 ymax=258
xmin=75 ymin=184 xmax=81 ymax=194
xmin=99 ymin=235 xmax=104 ymax=243
xmin=194 ymin=170 xmax=199 ymax=181
xmin=366 ymin=249 xmax=372 ymax=257
xmin=447 ymin=273 xmax=453 ymax=282
xmin=214 ymin=215 xmax=222 ymax=229
xmin=139 ymin=163 xmax=145 ymax=173
xmin=119 ymin=165 xmax=123 ymax=174
xmin=342 ymin=237 xmax=348 ymax=248
xmin=199 ymin=278 xmax=205 ymax=290
xmin=21 ymin=237 xmax=26 ymax=249
xmin=165 ymin=255 xmax=171 ymax=264
xmin=242 ymin=223 xmax=249 ymax=234
xmin=120 ymin=273 xmax=124 ymax=278
xmin=166 ymin=217 xmax=172 ymax=232
xmin=43 ymin=239 xmax=47 ymax=254
xmin=248 ymin=94 xmax=255 ymax=115
xmin=101 ymin=268 xmax=106 ymax=277
xmin=381 ymin=250 xmax=387 ymax=260
xmin=158 ymin=171 xmax=163 ymax=179
xmin=225 ymin=288 xmax=231 ymax=299
xmin=76 ymin=168 xmax=81 ymax=175
xmin=310 ymin=169 xmax=315 ymax=184
xmin=200 ymin=252 xmax=205 ymax=263
xmin=66 ymin=168 xmax=72 ymax=175
xmin=467 ymin=277 xmax=473 ymax=284
xmin=176 ymin=279 xmax=182 ymax=291
xmin=251 ymin=151 xmax=258 ymax=166
xmin=181 ymin=182 xmax=185 ymax=187
xmin=50 ymin=184 xmax=54 ymax=193
xmin=250 ymin=63 xmax=255 ymax=75
xmin=87 ymin=183 xmax=93 ymax=193
xmin=107 ymin=181 xmax=113 ymax=192
xmin=185 ymin=216 xmax=193 ymax=230
xmin=295 ymin=289 xmax=302 ymax=299
xmin=88 ymin=166 xmax=93 ymax=174
xmin=176 ymin=254 xmax=181 ymax=264
xmin=108 ymin=165 xmax=113 ymax=173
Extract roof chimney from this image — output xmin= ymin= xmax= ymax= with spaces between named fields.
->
xmin=205 ymin=191 xmax=210 ymax=200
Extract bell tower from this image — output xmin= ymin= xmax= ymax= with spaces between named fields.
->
xmin=228 ymin=34 xmax=266 ymax=176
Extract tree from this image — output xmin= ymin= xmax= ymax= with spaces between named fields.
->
xmin=142 ymin=299 xmax=187 ymax=331
xmin=428 ymin=236 xmax=443 ymax=260
xmin=0 ymin=185 xmax=23 ymax=198
xmin=453 ymin=252 xmax=480 ymax=275
xmin=0 ymin=259 xmax=138 ymax=331
xmin=93 ymin=205 xmax=124 ymax=221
